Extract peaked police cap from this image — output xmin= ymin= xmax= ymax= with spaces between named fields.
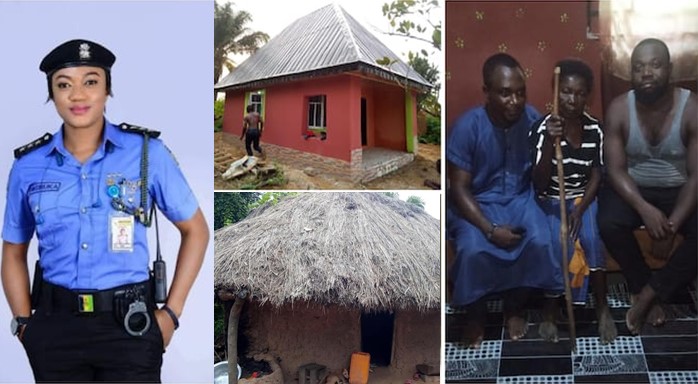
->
xmin=39 ymin=39 xmax=116 ymax=75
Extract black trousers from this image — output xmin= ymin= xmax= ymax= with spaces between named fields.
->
xmin=597 ymin=185 xmax=697 ymax=301
xmin=245 ymin=128 xmax=262 ymax=156
xmin=22 ymin=303 xmax=164 ymax=382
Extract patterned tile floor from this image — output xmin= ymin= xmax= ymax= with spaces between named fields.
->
xmin=445 ymin=274 xmax=698 ymax=383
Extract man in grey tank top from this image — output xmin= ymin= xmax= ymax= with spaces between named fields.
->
xmin=598 ymin=38 xmax=697 ymax=335
xmin=597 ymin=39 xmax=698 ymax=334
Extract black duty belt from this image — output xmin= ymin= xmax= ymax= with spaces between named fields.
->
xmin=38 ymin=280 xmax=151 ymax=314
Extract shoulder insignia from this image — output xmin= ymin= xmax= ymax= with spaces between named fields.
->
xmin=14 ymin=133 xmax=53 ymax=159
xmin=119 ymin=122 xmax=161 ymax=138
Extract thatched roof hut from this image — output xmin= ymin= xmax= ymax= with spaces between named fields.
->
xmin=214 ymin=192 xmax=440 ymax=311
xmin=215 ymin=193 xmax=441 ymax=381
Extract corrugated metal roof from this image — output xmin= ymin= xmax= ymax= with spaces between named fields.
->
xmin=215 ymin=3 xmax=431 ymax=92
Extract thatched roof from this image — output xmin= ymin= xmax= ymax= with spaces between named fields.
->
xmin=214 ymin=193 xmax=440 ymax=312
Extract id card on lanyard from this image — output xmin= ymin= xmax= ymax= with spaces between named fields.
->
xmin=110 ymin=212 xmax=134 ymax=253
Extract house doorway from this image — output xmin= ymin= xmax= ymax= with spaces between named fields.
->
xmin=360 ymin=311 xmax=394 ymax=366
xmin=361 ymin=97 xmax=367 ymax=146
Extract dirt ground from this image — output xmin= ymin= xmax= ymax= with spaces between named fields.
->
xmin=214 ymin=132 xmax=441 ymax=190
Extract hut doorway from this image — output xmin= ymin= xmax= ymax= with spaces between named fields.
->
xmin=360 ymin=311 xmax=394 ymax=366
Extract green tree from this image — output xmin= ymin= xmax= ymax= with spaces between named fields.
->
xmin=419 ymin=114 xmax=440 ymax=144
xmin=382 ymin=0 xmax=441 ymax=51
xmin=213 ymin=192 xmax=260 ymax=230
xmin=214 ymin=2 xmax=269 ymax=86
xmin=380 ymin=0 xmax=441 ymax=144
xmin=214 ymin=99 xmax=225 ymax=132
xmin=247 ymin=192 xmax=297 ymax=210
xmin=408 ymin=53 xmax=440 ymax=118
xmin=214 ymin=192 xmax=260 ymax=367
xmin=214 ymin=299 xmax=227 ymax=362
xmin=383 ymin=192 xmax=399 ymax=198
xmin=406 ymin=195 xmax=425 ymax=209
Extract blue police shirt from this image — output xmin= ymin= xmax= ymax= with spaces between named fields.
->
xmin=2 ymin=120 xmax=199 ymax=290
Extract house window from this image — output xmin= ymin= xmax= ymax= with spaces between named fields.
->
xmin=248 ymin=91 xmax=264 ymax=114
xmin=307 ymin=95 xmax=327 ymax=131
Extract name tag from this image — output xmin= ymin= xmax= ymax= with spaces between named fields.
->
xmin=28 ymin=182 xmax=61 ymax=195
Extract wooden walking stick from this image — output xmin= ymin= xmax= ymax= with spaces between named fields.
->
xmin=553 ymin=66 xmax=577 ymax=352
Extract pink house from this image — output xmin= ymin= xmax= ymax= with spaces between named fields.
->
xmin=215 ymin=4 xmax=431 ymax=183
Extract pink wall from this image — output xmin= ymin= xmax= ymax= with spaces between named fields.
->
xmin=222 ymin=73 xmax=414 ymax=162
xmin=373 ymin=82 xmax=408 ymax=151
xmin=222 ymin=93 xmax=245 ymax=136
xmin=223 ymin=75 xmax=362 ymax=162
xmin=359 ymin=79 xmax=411 ymax=152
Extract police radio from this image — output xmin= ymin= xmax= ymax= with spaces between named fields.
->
xmin=151 ymin=208 xmax=168 ymax=304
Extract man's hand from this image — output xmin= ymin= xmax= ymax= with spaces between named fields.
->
xmin=154 ymin=309 xmax=176 ymax=348
xmin=639 ymin=204 xmax=672 ymax=240
xmin=489 ymin=225 xmax=524 ymax=249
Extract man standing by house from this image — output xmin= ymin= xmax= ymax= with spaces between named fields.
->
xmin=447 ymin=53 xmax=562 ymax=348
xmin=598 ymin=38 xmax=697 ymax=335
xmin=240 ymin=105 xmax=264 ymax=158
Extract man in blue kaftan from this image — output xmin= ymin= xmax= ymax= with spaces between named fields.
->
xmin=447 ymin=53 xmax=563 ymax=347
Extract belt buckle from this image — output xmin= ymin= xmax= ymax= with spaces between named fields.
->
xmin=77 ymin=294 xmax=94 ymax=313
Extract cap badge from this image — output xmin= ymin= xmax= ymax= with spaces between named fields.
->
xmin=79 ymin=43 xmax=91 ymax=60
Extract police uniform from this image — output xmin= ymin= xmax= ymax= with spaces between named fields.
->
xmin=2 ymin=39 xmax=198 ymax=382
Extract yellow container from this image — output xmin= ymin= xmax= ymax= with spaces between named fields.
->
xmin=349 ymin=352 xmax=370 ymax=384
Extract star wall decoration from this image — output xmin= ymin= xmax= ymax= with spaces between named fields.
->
xmin=538 ymin=41 xmax=547 ymax=52
xmin=524 ymin=68 xmax=533 ymax=78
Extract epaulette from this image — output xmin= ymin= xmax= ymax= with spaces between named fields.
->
xmin=14 ymin=133 xmax=53 ymax=159
xmin=119 ymin=122 xmax=161 ymax=138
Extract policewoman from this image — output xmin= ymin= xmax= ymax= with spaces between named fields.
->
xmin=1 ymin=39 xmax=209 ymax=382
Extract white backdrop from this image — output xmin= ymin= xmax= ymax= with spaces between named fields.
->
xmin=0 ymin=2 xmax=213 ymax=382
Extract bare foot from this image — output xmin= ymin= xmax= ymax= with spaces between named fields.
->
xmin=646 ymin=303 xmax=666 ymax=327
xmin=539 ymin=321 xmax=559 ymax=343
xmin=462 ymin=320 xmax=485 ymax=349
xmin=540 ymin=297 xmax=559 ymax=343
xmin=506 ymin=315 xmax=528 ymax=341
xmin=626 ymin=303 xmax=648 ymax=335
xmin=597 ymin=307 xmax=617 ymax=344
xmin=627 ymin=288 xmax=658 ymax=335
xmin=631 ymin=294 xmax=666 ymax=327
